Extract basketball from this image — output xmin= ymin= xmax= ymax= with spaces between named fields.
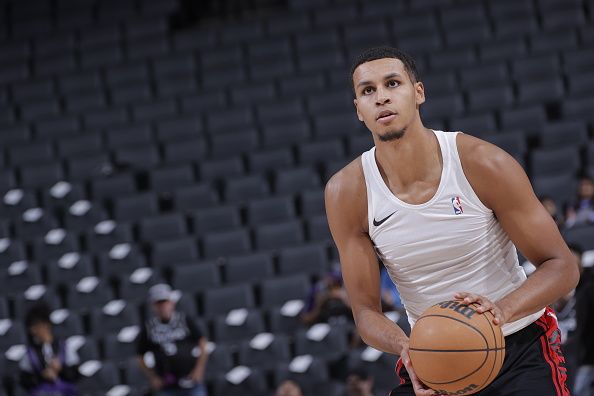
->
xmin=408 ymin=300 xmax=506 ymax=395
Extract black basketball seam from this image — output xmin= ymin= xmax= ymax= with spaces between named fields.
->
xmin=409 ymin=347 xmax=505 ymax=352
xmin=471 ymin=302 xmax=502 ymax=392
xmin=411 ymin=314 xmax=490 ymax=386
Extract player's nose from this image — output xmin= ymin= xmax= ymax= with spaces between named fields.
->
xmin=375 ymin=87 xmax=391 ymax=105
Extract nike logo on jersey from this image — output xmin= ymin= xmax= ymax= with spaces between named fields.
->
xmin=373 ymin=211 xmax=396 ymax=227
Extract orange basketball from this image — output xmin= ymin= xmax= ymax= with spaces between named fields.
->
xmin=408 ymin=300 xmax=505 ymax=395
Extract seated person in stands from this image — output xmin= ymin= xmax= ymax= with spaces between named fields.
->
xmin=301 ymin=269 xmax=353 ymax=326
xmin=345 ymin=367 xmax=374 ymax=396
xmin=540 ymin=196 xmax=565 ymax=229
xmin=275 ymin=380 xmax=304 ymax=396
xmin=566 ymin=176 xmax=594 ymax=228
xmin=380 ymin=266 xmax=403 ymax=312
xmin=19 ymin=304 xmax=79 ymax=396
xmin=137 ymin=284 xmax=209 ymax=396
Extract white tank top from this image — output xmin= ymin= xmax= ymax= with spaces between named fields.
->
xmin=361 ymin=130 xmax=544 ymax=336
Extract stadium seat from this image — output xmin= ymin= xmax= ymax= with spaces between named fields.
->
xmin=190 ymin=205 xmax=242 ymax=236
xmin=85 ymin=221 xmax=134 ymax=253
xmin=66 ymin=277 xmax=115 ymax=312
xmin=1 ymin=262 xmax=42 ymax=295
xmin=238 ymin=334 xmax=291 ymax=370
xmin=255 ymin=220 xmax=305 ymax=250
xmin=297 ymin=139 xmax=345 ymax=166
xmin=224 ymin=253 xmax=275 ymax=284
xmin=151 ymin=237 xmax=199 ymax=271
xmin=224 ymin=174 xmax=271 ymax=204
xmin=248 ymin=196 xmax=296 ymax=225
xmin=63 ymin=200 xmax=109 ymax=232
xmin=92 ymin=174 xmax=137 ymax=202
xmin=139 ymin=213 xmax=187 ymax=242
xmin=162 ymin=138 xmax=207 ymax=164
xmin=212 ymin=310 xmax=266 ymax=344
xmin=0 ymin=320 xmax=26 ymax=352
xmin=275 ymin=167 xmax=321 ymax=195
xmin=468 ymin=85 xmax=515 ymax=112
xmin=212 ymin=367 xmax=268 ymax=396
xmin=67 ymin=154 xmax=113 ymax=182
xmin=102 ymin=332 xmax=140 ymax=362
xmin=530 ymin=147 xmax=581 ymax=177
xmin=113 ymin=192 xmax=159 ymax=222
xmin=105 ymin=124 xmax=153 ymax=149
xmin=51 ymin=309 xmax=84 ymax=339
xmin=563 ymin=225 xmax=594 ymax=250
xmin=273 ymin=357 xmax=330 ymax=396
xmin=260 ymin=274 xmax=310 ymax=309
xmin=89 ymin=302 xmax=140 ymax=336
xmin=247 ymin=148 xmax=295 ymax=174
xmin=97 ymin=243 xmax=147 ymax=279
xmin=202 ymin=229 xmax=252 ymax=259
xmin=205 ymin=343 xmax=234 ymax=378
xmin=32 ymin=229 xmax=80 ymax=260
xmin=202 ymin=284 xmax=256 ymax=318
xmin=200 ymin=157 xmax=245 ymax=182
xmin=171 ymin=261 xmax=221 ymax=293
xmin=278 ymin=243 xmax=328 ymax=276
xmin=262 ymin=120 xmax=312 ymax=148
xmin=539 ymin=121 xmax=589 ymax=148
xmin=77 ymin=360 xmax=119 ymax=394
xmin=532 ymin=174 xmax=577 ymax=208
xmin=173 ymin=184 xmax=219 ymax=211
xmin=46 ymin=253 xmax=95 ymax=289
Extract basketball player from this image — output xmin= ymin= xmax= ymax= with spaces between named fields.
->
xmin=325 ymin=47 xmax=580 ymax=396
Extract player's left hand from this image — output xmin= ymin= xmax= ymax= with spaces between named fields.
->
xmin=453 ymin=292 xmax=508 ymax=326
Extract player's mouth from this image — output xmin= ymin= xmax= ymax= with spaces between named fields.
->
xmin=376 ymin=110 xmax=397 ymax=124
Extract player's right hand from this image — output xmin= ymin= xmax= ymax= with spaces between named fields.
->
xmin=400 ymin=345 xmax=441 ymax=396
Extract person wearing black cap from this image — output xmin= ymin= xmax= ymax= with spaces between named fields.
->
xmin=137 ymin=284 xmax=209 ymax=396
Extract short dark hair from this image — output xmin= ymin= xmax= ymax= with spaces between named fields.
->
xmin=350 ymin=46 xmax=420 ymax=85
xmin=25 ymin=303 xmax=51 ymax=328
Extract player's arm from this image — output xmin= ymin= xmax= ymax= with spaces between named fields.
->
xmin=458 ymin=134 xmax=580 ymax=324
xmin=325 ymin=162 xmax=408 ymax=355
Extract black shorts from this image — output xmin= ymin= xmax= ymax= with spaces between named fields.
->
xmin=391 ymin=307 xmax=570 ymax=396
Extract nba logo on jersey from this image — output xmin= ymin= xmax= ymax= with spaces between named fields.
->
xmin=452 ymin=196 xmax=464 ymax=215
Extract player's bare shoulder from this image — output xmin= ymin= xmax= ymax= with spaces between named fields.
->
xmin=455 ymin=132 xmax=528 ymax=209
xmin=325 ymin=156 xmax=368 ymax=232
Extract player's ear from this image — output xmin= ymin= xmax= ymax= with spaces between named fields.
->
xmin=354 ymin=99 xmax=364 ymax=122
xmin=415 ymin=81 xmax=425 ymax=106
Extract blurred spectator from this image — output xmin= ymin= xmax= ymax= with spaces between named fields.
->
xmin=275 ymin=380 xmax=304 ymax=396
xmin=345 ymin=367 xmax=374 ymax=396
xmin=19 ymin=304 xmax=79 ymax=396
xmin=565 ymin=177 xmax=594 ymax=228
xmin=540 ymin=196 xmax=565 ymax=229
xmin=301 ymin=269 xmax=352 ymax=326
xmin=574 ymin=247 xmax=594 ymax=396
xmin=552 ymin=245 xmax=594 ymax=395
xmin=380 ymin=267 xmax=403 ymax=312
xmin=137 ymin=284 xmax=209 ymax=396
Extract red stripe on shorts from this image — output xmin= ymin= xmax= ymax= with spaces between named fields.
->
xmin=395 ymin=358 xmax=406 ymax=385
xmin=534 ymin=308 xmax=570 ymax=396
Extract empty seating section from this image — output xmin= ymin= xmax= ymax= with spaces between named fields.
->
xmin=0 ymin=0 xmax=593 ymax=394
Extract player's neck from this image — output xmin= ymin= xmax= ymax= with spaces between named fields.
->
xmin=374 ymin=121 xmax=441 ymax=187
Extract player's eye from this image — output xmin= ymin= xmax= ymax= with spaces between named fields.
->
xmin=387 ymin=80 xmax=399 ymax=88
xmin=362 ymin=86 xmax=374 ymax=95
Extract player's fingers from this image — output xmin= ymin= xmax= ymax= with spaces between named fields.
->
xmin=475 ymin=300 xmax=494 ymax=313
